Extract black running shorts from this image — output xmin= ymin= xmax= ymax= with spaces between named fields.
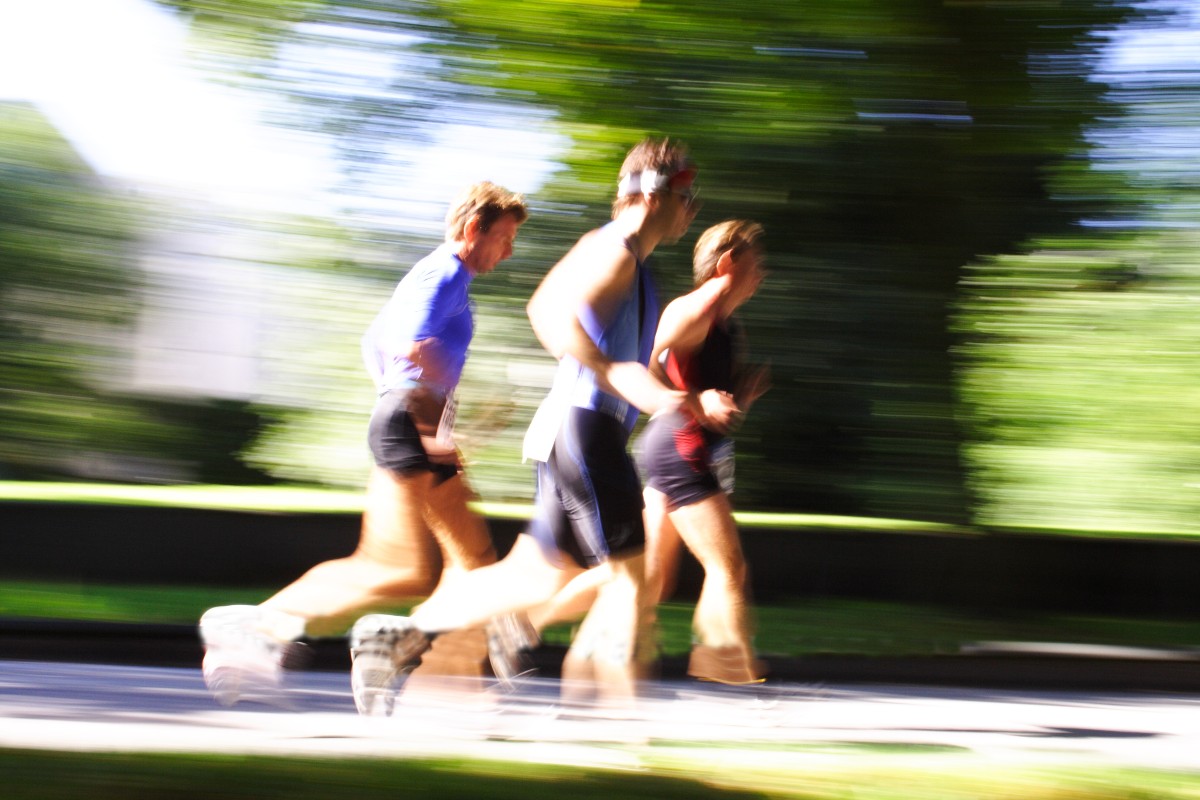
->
xmin=367 ymin=389 xmax=459 ymax=484
xmin=637 ymin=408 xmax=729 ymax=510
xmin=527 ymin=406 xmax=646 ymax=569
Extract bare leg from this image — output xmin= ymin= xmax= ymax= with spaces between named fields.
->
xmin=669 ymin=493 xmax=754 ymax=657
xmin=525 ymin=566 xmax=605 ymax=632
xmin=262 ymin=466 xmax=441 ymax=637
xmin=560 ymin=551 xmax=651 ymax=707
xmin=411 ymin=535 xmax=581 ymax=633
xmin=644 ymin=487 xmax=684 ymax=603
xmin=422 ymin=471 xmax=497 ymax=594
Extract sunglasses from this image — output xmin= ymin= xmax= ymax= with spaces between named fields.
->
xmin=671 ymin=185 xmax=701 ymax=211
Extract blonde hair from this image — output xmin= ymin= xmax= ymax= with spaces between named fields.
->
xmin=445 ymin=181 xmax=529 ymax=242
xmin=611 ymin=137 xmax=693 ymax=219
xmin=692 ymin=219 xmax=764 ymax=286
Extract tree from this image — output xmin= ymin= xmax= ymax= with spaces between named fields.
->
xmin=955 ymin=1 xmax=1200 ymax=534
xmin=153 ymin=0 xmax=1135 ymax=523
xmin=0 ymin=103 xmax=141 ymax=478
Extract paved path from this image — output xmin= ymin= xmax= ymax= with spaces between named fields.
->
xmin=2 ymin=659 xmax=1199 ymax=773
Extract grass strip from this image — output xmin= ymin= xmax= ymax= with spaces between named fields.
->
xmin=2 ymin=747 xmax=1198 ymax=800
xmin=0 ymin=481 xmax=972 ymax=533
xmin=5 ymin=580 xmax=1200 ymax=657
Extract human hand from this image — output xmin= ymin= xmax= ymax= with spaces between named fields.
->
xmin=688 ymin=388 xmax=742 ymax=435
xmin=606 ymin=361 xmax=684 ymax=416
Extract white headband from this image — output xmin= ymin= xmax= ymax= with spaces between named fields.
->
xmin=617 ymin=169 xmax=671 ymax=197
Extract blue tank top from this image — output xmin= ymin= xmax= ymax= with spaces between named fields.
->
xmin=561 ymin=223 xmax=659 ymax=432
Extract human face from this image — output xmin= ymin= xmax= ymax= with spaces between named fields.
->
xmin=462 ymin=213 xmax=522 ymax=276
xmin=671 ymin=184 xmax=700 ymax=212
xmin=659 ymin=186 xmax=700 ymax=245
xmin=728 ymin=244 xmax=766 ymax=308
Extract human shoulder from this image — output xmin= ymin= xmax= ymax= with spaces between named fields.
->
xmin=656 ymin=285 xmax=720 ymax=351
xmin=567 ymin=226 xmax=632 ymax=262
xmin=410 ymin=244 xmax=467 ymax=284
xmin=662 ymin=284 xmax=720 ymax=327
xmin=548 ymin=226 xmax=636 ymax=286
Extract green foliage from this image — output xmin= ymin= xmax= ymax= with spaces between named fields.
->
xmin=0 ymin=104 xmax=140 ymax=478
xmin=140 ymin=0 xmax=1200 ymax=539
xmin=335 ymin=0 xmax=1132 ymax=521
xmin=956 ymin=230 xmax=1200 ymax=533
xmin=954 ymin=2 xmax=1200 ymax=534
xmin=0 ymin=103 xmax=281 ymax=483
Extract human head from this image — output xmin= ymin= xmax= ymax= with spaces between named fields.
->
xmin=445 ymin=181 xmax=529 ymax=244
xmin=445 ymin=181 xmax=529 ymax=275
xmin=611 ymin=137 xmax=697 ymax=220
xmin=693 ymin=219 xmax=766 ymax=290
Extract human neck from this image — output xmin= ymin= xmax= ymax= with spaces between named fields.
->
xmin=702 ymin=274 xmax=738 ymax=320
xmin=612 ymin=205 xmax=668 ymax=262
xmin=452 ymin=240 xmax=478 ymax=274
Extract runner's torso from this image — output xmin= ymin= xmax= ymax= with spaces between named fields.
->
xmin=664 ymin=317 xmax=738 ymax=397
xmin=560 ymin=223 xmax=659 ymax=433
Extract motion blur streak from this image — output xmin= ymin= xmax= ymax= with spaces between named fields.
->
xmin=3 ymin=0 xmax=1199 ymax=534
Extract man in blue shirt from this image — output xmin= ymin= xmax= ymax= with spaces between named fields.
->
xmin=199 ymin=182 xmax=528 ymax=707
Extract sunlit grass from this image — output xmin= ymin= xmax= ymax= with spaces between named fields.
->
xmin=0 ymin=481 xmax=367 ymax=514
xmin=0 ymin=581 xmax=275 ymax=625
xmin=12 ymin=481 xmax=1198 ymax=538
xmin=5 ymin=579 xmax=1200 ymax=658
xmin=2 ymin=748 xmax=1199 ymax=799
xmin=0 ymin=481 xmax=974 ymax=533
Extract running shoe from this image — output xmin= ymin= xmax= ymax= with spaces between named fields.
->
xmin=687 ymin=643 xmax=767 ymax=686
xmin=485 ymin=612 xmax=539 ymax=690
xmin=349 ymin=614 xmax=430 ymax=716
xmin=198 ymin=605 xmax=308 ymax=706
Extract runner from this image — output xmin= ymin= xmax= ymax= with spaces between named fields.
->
xmin=639 ymin=219 xmax=771 ymax=684
xmin=198 ymin=182 xmax=528 ymax=706
xmin=348 ymin=137 xmax=710 ymax=714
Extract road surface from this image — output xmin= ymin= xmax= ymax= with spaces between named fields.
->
xmin=2 ymin=659 xmax=1199 ymax=773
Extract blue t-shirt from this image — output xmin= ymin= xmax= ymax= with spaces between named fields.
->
xmin=361 ymin=243 xmax=474 ymax=394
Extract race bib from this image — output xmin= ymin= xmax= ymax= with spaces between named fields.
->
xmin=709 ymin=438 xmax=735 ymax=495
xmin=418 ymin=392 xmax=457 ymax=461
xmin=435 ymin=393 xmax=457 ymax=451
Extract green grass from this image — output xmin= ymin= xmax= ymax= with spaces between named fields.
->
xmin=4 ymin=579 xmax=1199 ymax=657
xmin=0 ymin=480 xmax=972 ymax=533
xmin=3 ymin=747 xmax=1199 ymax=799
xmin=12 ymin=479 xmax=1200 ymax=539
xmin=4 ymin=481 xmax=1199 ymax=656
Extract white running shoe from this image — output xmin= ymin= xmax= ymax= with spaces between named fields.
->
xmin=198 ymin=605 xmax=307 ymax=707
xmin=349 ymin=614 xmax=430 ymax=716
xmin=486 ymin=612 xmax=539 ymax=691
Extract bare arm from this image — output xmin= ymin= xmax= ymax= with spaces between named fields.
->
xmin=527 ymin=232 xmax=681 ymax=415
xmin=526 ymin=231 xmax=620 ymax=368
xmin=652 ymin=287 xmax=742 ymax=433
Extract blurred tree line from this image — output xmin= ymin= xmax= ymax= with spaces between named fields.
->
xmin=0 ymin=103 xmax=269 ymax=484
xmin=6 ymin=0 xmax=1199 ymax=533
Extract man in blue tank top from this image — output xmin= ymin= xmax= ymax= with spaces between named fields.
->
xmin=349 ymin=138 xmax=714 ymax=712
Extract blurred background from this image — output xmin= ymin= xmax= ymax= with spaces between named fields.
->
xmin=2 ymin=0 xmax=1198 ymax=536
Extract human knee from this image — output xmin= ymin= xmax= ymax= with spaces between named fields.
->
xmin=695 ymin=545 xmax=746 ymax=583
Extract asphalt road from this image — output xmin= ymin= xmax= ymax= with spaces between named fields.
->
xmin=2 ymin=658 xmax=1200 ymax=773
